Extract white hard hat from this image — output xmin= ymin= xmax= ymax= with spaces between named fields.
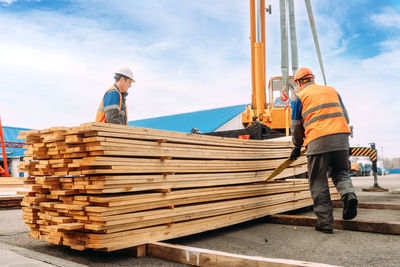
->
xmin=115 ymin=67 xmax=135 ymax=82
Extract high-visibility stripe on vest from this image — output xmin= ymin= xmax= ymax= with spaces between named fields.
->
xmin=297 ymin=83 xmax=350 ymax=146
xmin=95 ymin=85 xmax=128 ymax=125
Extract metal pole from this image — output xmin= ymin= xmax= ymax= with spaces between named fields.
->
xmin=279 ymin=0 xmax=289 ymax=92
xmin=0 ymin=116 xmax=10 ymax=177
xmin=370 ymin=143 xmax=379 ymax=187
xmin=288 ymin=0 xmax=298 ymax=76
xmin=255 ymin=0 xmax=262 ymax=42
xmin=304 ymin=0 xmax=327 ymax=85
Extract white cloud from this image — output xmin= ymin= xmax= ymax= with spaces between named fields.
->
xmin=371 ymin=7 xmax=400 ymax=29
xmin=0 ymin=3 xmax=251 ymax=129
xmin=0 ymin=0 xmax=17 ymax=4
xmin=321 ymin=41 xmax=400 ymax=158
xmin=0 ymin=0 xmax=399 ymax=158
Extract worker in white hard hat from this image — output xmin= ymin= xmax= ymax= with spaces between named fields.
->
xmin=96 ymin=67 xmax=135 ymax=125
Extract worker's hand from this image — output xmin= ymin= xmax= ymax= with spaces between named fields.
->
xmin=290 ymin=147 xmax=301 ymax=160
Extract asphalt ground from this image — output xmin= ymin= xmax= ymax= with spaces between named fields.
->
xmin=0 ymin=174 xmax=399 ymax=266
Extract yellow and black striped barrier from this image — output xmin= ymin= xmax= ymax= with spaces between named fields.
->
xmin=350 ymin=147 xmax=377 ymax=162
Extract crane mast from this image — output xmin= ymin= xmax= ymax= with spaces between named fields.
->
xmin=244 ymin=0 xmax=267 ymax=126
xmin=250 ymin=0 xmax=266 ymax=123
xmin=209 ymin=0 xmax=324 ymax=139
xmin=242 ymin=0 xmax=295 ymax=136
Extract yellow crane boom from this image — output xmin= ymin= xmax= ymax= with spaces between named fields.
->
xmin=242 ymin=0 xmax=294 ymax=135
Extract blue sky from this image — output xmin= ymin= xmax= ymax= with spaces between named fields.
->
xmin=0 ymin=0 xmax=399 ymax=158
xmin=315 ymin=0 xmax=400 ymax=58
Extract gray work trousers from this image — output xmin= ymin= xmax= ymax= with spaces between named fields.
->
xmin=307 ymin=150 xmax=355 ymax=229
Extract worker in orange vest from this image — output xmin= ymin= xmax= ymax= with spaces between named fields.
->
xmin=290 ymin=67 xmax=357 ymax=234
xmin=95 ymin=67 xmax=135 ymax=125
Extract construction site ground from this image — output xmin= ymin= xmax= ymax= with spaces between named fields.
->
xmin=0 ymin=175 xmax=399 ymax=267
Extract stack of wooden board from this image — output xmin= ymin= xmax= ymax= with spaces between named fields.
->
xmin=0 ymin=178 xmax=24 ymax=209
xmin=18 ymin=122 xmax=339 ymax=251
xmin=0 ymin=196 xmax=23 ymax=209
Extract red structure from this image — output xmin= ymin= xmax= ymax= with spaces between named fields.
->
xmin=4 ymin=142 xmax=24 ymax=148
xmin=0 ymin=117 xmax=25 ymax=177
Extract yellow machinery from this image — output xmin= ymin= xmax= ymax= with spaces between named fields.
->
xmin=242 ymin=76 xmax=295 ymax=133
xmin=241 ymin=0 xmax=296 ymax=136
xmin=205 ymin=0 xmax=323 ymax=140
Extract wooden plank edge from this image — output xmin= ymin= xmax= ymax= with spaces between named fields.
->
xmin=147 ymin=241 xmax=339 ymax=267
xmin=265 ymin=214 xmax=400 ymax=235
xmin=332 ymin=200 xmax=400 ymax=210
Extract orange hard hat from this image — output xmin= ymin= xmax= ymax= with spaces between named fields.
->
xmin=294 ymin=67 xmax=314 ymax=82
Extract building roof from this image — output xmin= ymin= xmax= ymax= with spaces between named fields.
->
xmin=1 ymin=126 xmax=31 ymax=158
xmin=129 ymin=104 xmax=247 ymax=133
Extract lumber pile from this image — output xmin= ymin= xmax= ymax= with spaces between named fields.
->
xmin=0 ymin=196 xmax=23 ymax=209
xmin=0 ymin=178 xmax=24 ymax=209
xmin=18 ymin=122 xmax=339 ymax=251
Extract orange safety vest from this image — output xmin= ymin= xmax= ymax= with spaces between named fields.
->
xmin=297 ymin=83 xmax=350 ymax=146
xmin=95 ymin=86 xmax=128 ymax=125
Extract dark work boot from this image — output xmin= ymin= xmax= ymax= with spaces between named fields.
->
xmin=342 ymin=193 xmax=358 ymax=220
xmin=315 ymin=226 xmax=333 ymax=234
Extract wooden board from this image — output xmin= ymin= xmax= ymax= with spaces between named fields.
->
xmin=266 ymin=214 xmax=400 ymax=235
xmin=147 ymin=242 xmax=339 ymax=267
xmin=265 ymin=149 xmax=307 ymax=181
xmin=332 ymin=201 xmax=400 ymax=210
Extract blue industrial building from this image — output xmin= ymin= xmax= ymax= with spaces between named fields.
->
xmin=129 ymin=104 xmax=246 ymax=133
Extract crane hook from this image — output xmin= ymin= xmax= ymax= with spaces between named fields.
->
xmin=280 ymin=91 xmax=288 ymax=102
